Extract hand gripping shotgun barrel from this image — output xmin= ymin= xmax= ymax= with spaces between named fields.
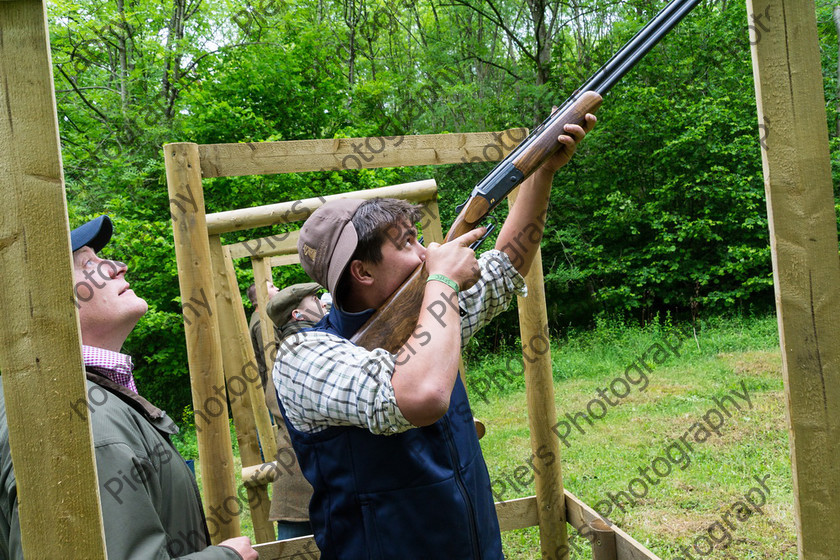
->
xmin=351 ymin=0 xmax=701 ymax=353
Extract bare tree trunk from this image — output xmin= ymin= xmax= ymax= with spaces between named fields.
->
xmin=343 ymin=0 xmax=365 ymax=85
xmin=526 ymin=0 xmax=551 ymax=86
xmin=163 ymin=0 xmax=188 ymax=119
xmin=115 ymin=0 xmax=132 ymax=136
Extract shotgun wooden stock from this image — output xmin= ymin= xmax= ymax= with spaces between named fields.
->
xmin=350 ymin=263 xmax=430 ymax=354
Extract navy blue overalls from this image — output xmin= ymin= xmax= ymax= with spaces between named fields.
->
xmin=276 ymin=305 xmax=504 ymax=560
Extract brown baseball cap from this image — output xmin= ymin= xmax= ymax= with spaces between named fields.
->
xmin=266 ymin=282 xmax=322 ymax=327
xmin=297 ymin=198 xmax=365 ymax=295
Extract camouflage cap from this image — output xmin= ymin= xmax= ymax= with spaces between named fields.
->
xmin=265 ymin=282 xmax=322 ymax=327
xmin=297 ymin=198 xmax=364 ymax=295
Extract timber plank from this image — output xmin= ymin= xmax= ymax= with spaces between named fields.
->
xmin=199 ymin=129 xmax=527 ymax=178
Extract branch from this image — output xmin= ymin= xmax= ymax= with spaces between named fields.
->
xmin=55 ymin=64 xmax=113 ymax=125
xmin=457 ymin=55 xmax=524 ymax=81
xmin=443 ymin=0 xmax=539 ymax=66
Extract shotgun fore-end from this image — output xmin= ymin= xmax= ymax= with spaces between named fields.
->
xmin=512 ymin=91 xmax=602 ymax=177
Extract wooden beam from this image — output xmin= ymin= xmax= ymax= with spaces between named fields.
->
xmin=252 ymin=257 xmax=277 ymax=373
xmin=206 ymin=179 xmax=438 ymax=236
xmin=564 ymin=491 xmax=659 ymax=560
xmin=268 ymin=254 xmax=300 ymax=267
xmin=514 ymin=233 xmax=568 ymax=556
xmin=164 ymin=142 xmax=241 ymax=542
xmin=746 ymin=1 xmax=840 ymax=558
xmin=0 ymin=1 xmax=107 ymax=557
xmin=208 ymin=237 xmax=275 ymax=543
xmin=503 ymin=178 xmax=571 ymax=559
xmin=227 ymin=231 xmax=300 ymax=260
xmin=198 ymin=129 xmax=527 ymax=178
xmin=220 ymin=249 xmax=277 ymax=465
xmin=251 ymin=493 xmax=659 ymax=560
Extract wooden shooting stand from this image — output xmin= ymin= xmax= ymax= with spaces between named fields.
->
xmin=2 ymin=0 xmax=839 ymax=558
xmin=163 ymin=133 xmax=660 ymax=559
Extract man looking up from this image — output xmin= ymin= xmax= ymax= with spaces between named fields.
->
xmin=273 ymin=116 xmax=596 ymax=559
xmin=0 ymin=216 xmax=257 ymax=560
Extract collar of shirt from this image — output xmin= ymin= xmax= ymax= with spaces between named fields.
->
xmin=82 ymin=345 xmax=138 ymax=394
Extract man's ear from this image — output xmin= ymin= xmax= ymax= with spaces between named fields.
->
xmin=347 ymin=259 xmax=374 ymax=287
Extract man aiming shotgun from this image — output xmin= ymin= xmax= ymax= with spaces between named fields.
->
xmin=269 ymin=1 xmax=699 ymax=557
xmin=269 ymin=116 xmax=593 ymax=560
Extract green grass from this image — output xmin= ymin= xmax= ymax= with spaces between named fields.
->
xmin=469 ymin=314 xmax=795 ymax=559
xmin=179 ymin=313 xmax=796 ymax=559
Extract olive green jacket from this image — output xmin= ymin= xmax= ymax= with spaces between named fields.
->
xmin=0 ymin=373 xmax=240 ymax=559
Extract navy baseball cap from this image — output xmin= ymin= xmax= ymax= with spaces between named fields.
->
xmin=70 ymin=215 xmax=113 ymax=253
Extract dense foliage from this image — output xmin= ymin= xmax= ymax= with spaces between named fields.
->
xmin=49 ymin=0 xmax=840 ymax=414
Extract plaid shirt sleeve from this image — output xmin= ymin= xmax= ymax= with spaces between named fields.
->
xmin=274 ymin=249 xmax=526 ymax=435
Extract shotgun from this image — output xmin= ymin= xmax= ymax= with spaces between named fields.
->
xmin=351 ymin=0 xmax=701 ymax=353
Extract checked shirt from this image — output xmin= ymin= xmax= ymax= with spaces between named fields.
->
xmin=273 ymin=249 xmax=526 ymax=435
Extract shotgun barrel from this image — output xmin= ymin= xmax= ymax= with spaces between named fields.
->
xmin=447 ymin=0 xmax=703 ymax=242
xmin=351 ymin=0 xmax=701 ymax=353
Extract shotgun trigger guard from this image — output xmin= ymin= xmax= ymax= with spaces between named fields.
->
xmin=469 ymin=215 xmax=498 ymax=250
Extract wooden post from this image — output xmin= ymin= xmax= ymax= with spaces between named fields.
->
xmin=253 ymin=256 xmax=279 ymax=401
xmin=746 ymin=0 xmax=840 ymax=557
xmin=231 ymin=254 xmax=277 ymax=462
xmin=164 ymin=142 xmax=240 ymax=541
xmin=508 ymin=191 xmax=568 ymax=559
xmin=589 ymin=519 xmax=618 ymax=560
xmin=0 ymin=0 xmax=107 ymax=557
xmin=208 ymin=238 xmax=275 ymax=542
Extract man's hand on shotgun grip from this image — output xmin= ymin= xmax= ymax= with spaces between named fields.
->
xmin=425 ymin=228 xmax=486 ymax=292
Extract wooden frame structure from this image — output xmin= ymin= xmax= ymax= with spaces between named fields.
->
xmin=163 ymin=133 xmax=661 ymax=559
xmin=2 ymin=0 xmax=838 ymax=558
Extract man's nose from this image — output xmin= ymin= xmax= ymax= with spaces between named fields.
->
xmin=107 ymin=260 xmax=127 ymax=278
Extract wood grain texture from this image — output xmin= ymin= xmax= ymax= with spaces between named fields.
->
xmin=248 ymin=255 xmax=281 ymax=462
xmin=0 ymin=2 xmax=107 ymax=557
xmin=508 ymin=187 xmax=568 ymax=559
xmin=511 ymin=92 xmax=602 ymax=176
xmin=164 ymin=142 xmax=240 ymax=541
xmin=747 ymin=1 xmax=840 ymax=557
xmin=227 ymin=230 xmax=300 ymax=260
xmin=209 ymin=239 xmax=275 ymax=542
xmin=198 ymin=129 xmax=527 ymax=178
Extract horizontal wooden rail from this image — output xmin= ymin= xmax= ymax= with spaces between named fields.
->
xmin=269 ymin=254 xmax=299 ymax=267
xmin=198 ymin=129 xmax=527 ymax=178
xmin=227 ymin=231 xmax=299 ymax=260
xmin=206 ymin=179 xmax=437 ymax=235
xmin=251 ymin=493 xmax=660 ymax=560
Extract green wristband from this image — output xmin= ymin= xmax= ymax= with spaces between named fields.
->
xmin=427 ymin=273 xmax=459 ymax=293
